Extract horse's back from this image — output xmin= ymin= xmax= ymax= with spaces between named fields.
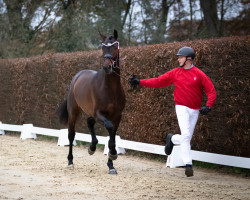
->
xmin=71 ymin=69 xmax=97 ymax=116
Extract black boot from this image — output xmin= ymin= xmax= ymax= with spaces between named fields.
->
xmin=164 ymin=134 xmax=174 ymax=155
xmin=185 ymin=164 xmax=194 ymax=177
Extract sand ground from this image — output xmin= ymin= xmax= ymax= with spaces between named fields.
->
xmin=0 ymin=134 xmax=249 ymax=200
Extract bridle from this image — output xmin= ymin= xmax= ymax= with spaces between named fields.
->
xmin=102 ymin=41 xmax=120 ymax=72
xmin=102 ymin=41 xmax=120 ymax=49
xmin=101 ymin=41 xmax=134 ymax=81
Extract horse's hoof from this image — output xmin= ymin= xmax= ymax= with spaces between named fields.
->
xmin=109 ymin=169 xmax=117 ymax=175
xmin=108 ymin=152 xmax=118 ymax=160
xmin=88 ymin=147 xmax=95 ymax=155
xmin=68 ymin=164 xmax=74 ymax=169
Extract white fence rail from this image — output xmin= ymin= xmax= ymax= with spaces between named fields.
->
xmin=0 ymin=122 xmax=249 ymax=169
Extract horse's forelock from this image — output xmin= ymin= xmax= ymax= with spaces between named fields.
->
xmin=107 ymin=36 xmax=117 ymax=43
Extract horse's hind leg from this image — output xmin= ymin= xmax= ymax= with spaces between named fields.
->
xmin=67 ymin=99 xmax=80 ymax=167
xmin=87 ymin=117 xmax=98 ymax=155
xmin=67 ymin=122 xmax=76 ymax=167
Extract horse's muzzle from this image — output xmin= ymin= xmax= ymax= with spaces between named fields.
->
xmin=103 ymin=53 xmax=114 ymax=74
xmin=103 ymin=65 xmax=112 ymax=74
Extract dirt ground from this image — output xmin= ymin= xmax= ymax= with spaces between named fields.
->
xmin=0 ymin=134 xmax=249 ymax=200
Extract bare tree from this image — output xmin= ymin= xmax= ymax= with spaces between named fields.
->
xmin=199 ymin=0 xmax=219 ymax=37
xmin=127 ymin=0 xmax=134 ymax=45
xmin=152 ymin=0 xmax=175 ymax=44
xmin=0 ymin=0 xmax=56 ymax=57
xmin=122 ymin=0 xmax=132 ymax=30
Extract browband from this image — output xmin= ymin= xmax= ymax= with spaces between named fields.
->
xmin=102 ymin=41 xmax=120 ymax=49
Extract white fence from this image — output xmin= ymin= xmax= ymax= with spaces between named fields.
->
xmin=0 ymin=122 xmax=249 ymax=169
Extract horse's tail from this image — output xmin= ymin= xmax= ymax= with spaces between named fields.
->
xmin=56 ymin=100 xmax=68 ymax=125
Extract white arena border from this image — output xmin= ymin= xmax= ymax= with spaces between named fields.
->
xmin=0 ymin=122 xmax=249 ymax=169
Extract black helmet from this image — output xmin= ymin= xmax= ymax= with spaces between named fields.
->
xmin=176 ymin=47 xmax=195 ymax=59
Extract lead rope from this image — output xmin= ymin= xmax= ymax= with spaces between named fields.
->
xmin=113 ymin=65 xmax=134 ymax=81
xmin=112 ymin=48 xmax=135 ymax=80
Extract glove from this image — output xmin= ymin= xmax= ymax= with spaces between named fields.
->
xmin=199 ymin=106 xmax=211 ymax=115
xmin=129 ymin=74 xmax=140 ymax=90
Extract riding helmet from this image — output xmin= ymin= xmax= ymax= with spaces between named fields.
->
xmin=176 ymin=47 xmax=195 ymax=59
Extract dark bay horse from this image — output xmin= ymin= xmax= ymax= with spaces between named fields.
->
xmin=57 ymin=30 xmax=126 ymax=174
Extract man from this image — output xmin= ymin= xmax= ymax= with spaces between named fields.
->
xmin=129 ymin=47 xmax=216 ymax=177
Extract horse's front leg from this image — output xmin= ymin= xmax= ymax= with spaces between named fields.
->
xmin=106 ymin=126 xmax=118 ymax=175
xmin=106 ymin=125 xmax=120 ymax=174
xmin=87 ymin=117 xmax=98 ymax=155
xmin=96 ymin=111 xmax=117 ymax=159
xmin=107 ymin=158 xmax=117 ymax=174
xmin=96 ymin=111 xmax=118 ymax=174
xmin=104 ymin=119 xmax=118 ymax=160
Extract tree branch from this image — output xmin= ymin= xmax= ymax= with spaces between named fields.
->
xmin=122 ymin=0 xmax=132 ymax=30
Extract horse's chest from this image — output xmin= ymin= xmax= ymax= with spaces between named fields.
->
xmin=106 ymin=98 xmax=119 ymax=112
xmin=107 ymin=103 xmax=115 ymax=113
xmin=103 ymin=94 xmax=124 ymax=115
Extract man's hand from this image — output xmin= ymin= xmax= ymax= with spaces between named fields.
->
xmin=129 ymin=74 xmax=140 ymax=90
xmin=199 ymin=106 xmax=211 ymax=115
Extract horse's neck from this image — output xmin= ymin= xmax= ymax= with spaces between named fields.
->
xmin=100 ymin=69 xmax=121 ymax=89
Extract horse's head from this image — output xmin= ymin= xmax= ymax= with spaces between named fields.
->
xmin=100 ymin=30 xmax=119 ymax=74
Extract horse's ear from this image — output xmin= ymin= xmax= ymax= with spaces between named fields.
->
xmin=114 ymin=29 xmax=118 ymax=40
xmin=99 ymin=31 xmax=106 ymax=42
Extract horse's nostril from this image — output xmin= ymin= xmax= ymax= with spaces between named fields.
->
xmin=103 ymin=66 xmax=111 ymax=73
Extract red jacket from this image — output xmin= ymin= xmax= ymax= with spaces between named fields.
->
xmin=140 ymin=66 xmax=216 ymax=109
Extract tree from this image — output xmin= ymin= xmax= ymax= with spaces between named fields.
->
xmin=0 ymin=0 xmax=248 ymax=58
xmin=0 ymin=0 xmax=55 ymax=58
xmin=46 ymin=0 xmax=110 ymax=52
xmin=151 ymin=0 xmax=175 ymax=44
xmin=125 ymin=0 xmax=135 ymax=45
xmin=223 ymin=0 xmax=250 ymax=36
xmin=167 ymin=0 xmax=189 ymax=41
xmin=188 ymin=0 xmax=199 ymax=39
xmin=199 ymin=0 xmax=219 ymax=37
xmin=122 ymin=0 xmax=132 ymax=30
xmin=47 ymin=0 xmax=83 ymax=52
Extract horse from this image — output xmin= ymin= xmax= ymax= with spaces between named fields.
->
xmin=57 ymin=30 xmax=126 ymax=174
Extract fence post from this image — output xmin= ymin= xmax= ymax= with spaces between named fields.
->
xmin=58 ymin=129 xmax=76 ymax=146
xmin=20 ymin=124 xmax=37 ymax=140
xmin=0 ymin=121 xmax=5 ymax=135
xmin=166 ymin=145 xmax=185 ymax=168
xmin=104 ymin=135 xmax=126 ymax=155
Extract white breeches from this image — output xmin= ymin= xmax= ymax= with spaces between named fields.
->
xmin=171 ymin=105 xmax=199 ymax=165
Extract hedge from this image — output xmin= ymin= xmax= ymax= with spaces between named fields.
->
xmin=0 ymin=35 xmax=249 ymax=157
